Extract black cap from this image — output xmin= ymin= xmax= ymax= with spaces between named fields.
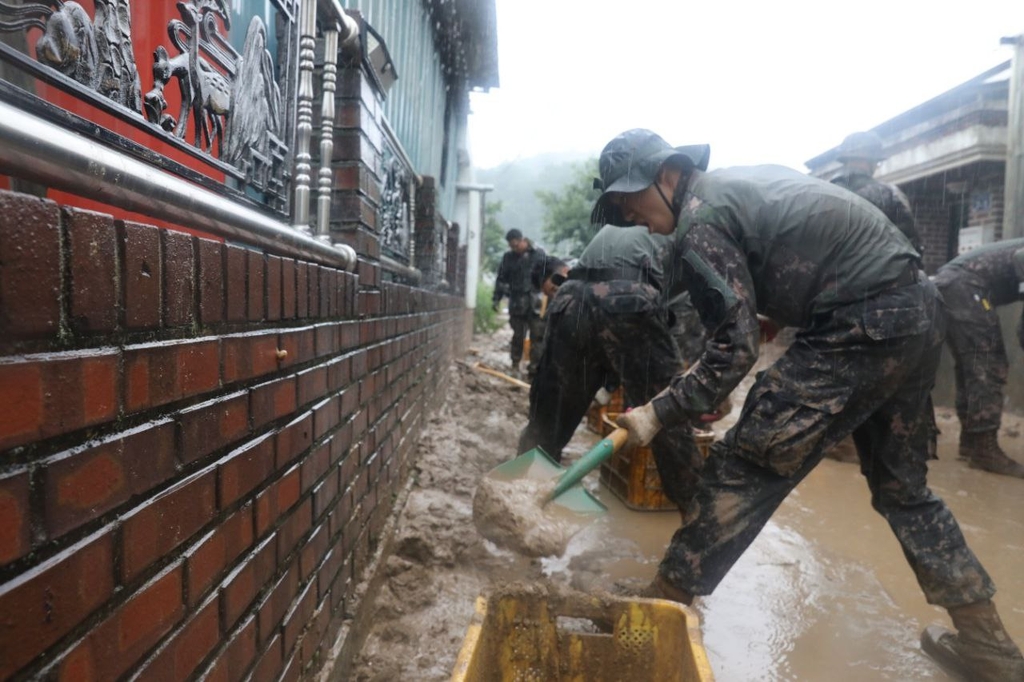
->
xmin=505 ymin=228 xmax=523 ymax=241
xmin=591 ymin=129 xmax=710 ymax=226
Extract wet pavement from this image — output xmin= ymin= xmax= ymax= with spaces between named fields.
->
xmin=350 ymin=327 xmax=1024 ymax=681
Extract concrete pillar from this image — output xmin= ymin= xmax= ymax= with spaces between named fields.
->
xmin=1003 ymin=34 xmax=1024 ymax=240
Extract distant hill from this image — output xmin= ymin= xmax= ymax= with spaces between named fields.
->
xmin=474 ymin=151 xmax=594 ymax=251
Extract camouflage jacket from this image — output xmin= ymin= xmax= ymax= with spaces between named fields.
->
xmin=934 ymin=237 xmax=1024 ymax=306
xmin=651 ymin=165 xmax=919 ymax=426
xmin=831 ymin=170 xmax=923 ymax=255
xmin=494 ymin=242 xmax=546 ymax=316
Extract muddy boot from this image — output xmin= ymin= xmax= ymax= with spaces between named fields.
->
xmin=960 ymin=431 xmax=1024 ymax=478
xmin=921 ymin=599 xmax=1024 ymax=681
xmin=639 ymin=574 xmax=694 ymax=606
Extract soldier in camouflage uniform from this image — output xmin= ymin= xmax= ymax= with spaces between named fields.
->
xmin=934 ymin=238 xmax=1024 ymax=478
xmin=517 ymin=222 xmax=710 ymax=516
xmin=831 ymin=131 xmax=924 ymax=255
xmin=596 ymin=129 xmax=1023 ymax=681
xmin=493 ymin=229 xmax=546 ymax=377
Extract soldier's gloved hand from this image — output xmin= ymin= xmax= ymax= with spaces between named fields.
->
xmin=757 ymin=315 xmax=780 ymax=343
xmin=617 ymin=403 xmax=662 ymax=449
xmin=594 ymin=387 xmax=612 ymax=406
xmin=699 ymin=394 xmax=733 ymax=423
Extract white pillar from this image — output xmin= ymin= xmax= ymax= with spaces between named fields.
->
xmin=1002 ymin=34 xmax=1024 ymax=240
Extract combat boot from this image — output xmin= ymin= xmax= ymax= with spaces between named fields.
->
xmin=960 ymin=430 xmax=1024 ymax=478
xmin=639 ymin=574 xmax=694 ymax=606
xmin=921 ymin=599 xmax=1024 ymax=681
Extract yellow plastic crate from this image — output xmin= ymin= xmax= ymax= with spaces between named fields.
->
xmin=584 ymin=388 xmax=626 ymax=434
xmin=600 ymin=414 xmax=714 ymax=511
xmin=451 ymin=587 xmax=714 ymax=682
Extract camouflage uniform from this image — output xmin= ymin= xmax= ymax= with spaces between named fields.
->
xmin=831 ymin=170 xmax=923 ymax=255
xmin=494 ymin=242 xmax=546 ymax=372
xmin=651 ymin=165 xmax=994 ymax=608
xmin=933 ymin=238 xmax=1024 ymax=434
xmin=517 ymin=226 xmax=702 ymax=509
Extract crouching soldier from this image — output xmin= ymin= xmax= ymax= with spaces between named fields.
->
xmin=594 ymin=128 xmax=1023 ymax=681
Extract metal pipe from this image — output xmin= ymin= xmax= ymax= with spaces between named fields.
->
xmin=0 ymin=99 xmax=357 ymax=271
xmin=380 ymin=254 xmax=422 ymax=284
xmin=316 ymin=26 xmax=340 ymax=243
xmin=293 ymin=0 xmax=317 ymax=233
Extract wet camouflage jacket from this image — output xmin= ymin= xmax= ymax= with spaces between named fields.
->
xmin=494 ymin=242 xmax=546 ymax=316
xmin=577 ymin=224 xmax=666 ymax=282
xmin=651 ymin=165 xmax=920 ymax=426
xmin=831 ymin=170 xmax=923 ymax=255
xmin=935 ymin=237 xmax=1024 ymax=306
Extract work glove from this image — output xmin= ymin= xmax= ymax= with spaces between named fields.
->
xmin=594 ymin=387 xmax=612 ymax=406
xmin=698 ymin=394 xmax=733 ymax=423
xmin=616 ymin=402 xmax=662 ymax=449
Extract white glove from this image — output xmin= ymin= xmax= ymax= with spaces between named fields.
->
xmin=594 ymin=387 xmax=612 ymax=406
xmin=616 ymin=402 xmax=662 ymax=449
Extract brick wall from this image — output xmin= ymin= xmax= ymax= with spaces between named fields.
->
xmin=0 ymin=187 xmax=467 ymax=680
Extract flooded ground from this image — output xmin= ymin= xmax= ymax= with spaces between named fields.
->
xmin=347 ymin=326 xmax=1024 ymax=681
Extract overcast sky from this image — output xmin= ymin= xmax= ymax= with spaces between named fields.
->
xmin=468 ymin=0 xmax=1023 ymax=172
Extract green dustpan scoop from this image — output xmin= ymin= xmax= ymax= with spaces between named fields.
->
xmin=487 ymin=428 xmax=629 ymax=515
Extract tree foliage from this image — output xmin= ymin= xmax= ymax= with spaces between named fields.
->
xmin=536 ymin=158 xmax=600 ymax=257
xmin=481 ymin=199 xmax=506 ymax=274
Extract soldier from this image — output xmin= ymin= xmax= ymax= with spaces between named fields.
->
xmin=933 ymin=238 xmax=1024 ymax=478
xmin=517 ymin=217 xmax=713 ymax=520
xmin=493 ymin=229 xmax=546 ymax=378
xmin=831 ymin=131 xmax=924 ymax=255
xmin=596 ymin=128 xmax=1022 ymax=681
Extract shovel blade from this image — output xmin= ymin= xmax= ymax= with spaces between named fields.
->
xmin=545 ymin=485 xmax=607 ymax=515
xmin=486 ymin=447 xmax=608 ymax=515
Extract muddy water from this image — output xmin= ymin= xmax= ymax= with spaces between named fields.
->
xmin=349 ymin=328 xmax=1024 ymax=681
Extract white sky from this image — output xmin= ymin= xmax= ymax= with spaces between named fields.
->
xmin=468 ymin=0 xmax=1024 ymax=172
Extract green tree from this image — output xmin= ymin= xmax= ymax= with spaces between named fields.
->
xmin=536 ymin=158 xmax=600 ymax=257
xmin=481 ymin=199 xmax=506 ymax=274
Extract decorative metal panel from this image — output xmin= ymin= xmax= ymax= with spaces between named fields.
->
xmin=0 ymin=0 xmax=300 ymax=216
xmin=378 ymin=135 xmax=413 ymax=263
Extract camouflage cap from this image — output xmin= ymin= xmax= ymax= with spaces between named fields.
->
xmin=591 ymin=129 xmax=710 ymax=226
xmin=836 ymin=131 xmax=884 ymax=162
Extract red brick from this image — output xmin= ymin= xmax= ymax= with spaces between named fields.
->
xmin=247 ymin=251 xmax=265 ymax=322
xmin=339 ymin=322 xmax=359 ymax=350
xmin=225 ymin=245 xmax=247 ymax=323
xmin=122 ymin=222 xmax=163 ymax=329
xmin=307 ymin=265 xmax=320 ymax=318
xmin=222 ymin=332 xmax=280 ymax=384
xmin=297 ymin=366 xmax=328 ymax=407
xmin=275 ymin=413 xmax=312 ymax=468
xmin=124 ymin=339 xmax=220 ymax=412
xmin=315 ymin=323 xmax=338 ymax=357
xmin=251 ymin=634 xmax=283 ymax=682
xmin=0 ymin=469 xmax=31 ymax=564
xmin=0 ymin=529 xmax=115 ymax=679
xmin=178 ymin=391 xmax=250 ymax=464
xmin=0 ymin=349 xmax=120 ymax=451
xmin=44 ymin=419 xmax=176 ymax=538
xmin=312 ymin=470 xmax=340 ymax=522
xmin=122 ymin=467 xmax=217 ymax=582
xmin=281 ymin=578 xmax=316 ymax=656
xmin=299 ymin=600 xmax=331 ymax=668
xmin=331 ymin=421 xmax=354 ymax=465
xmin=327 ymin=356 xmax=352 ymax=392
xmin=299 ymin=525 xmax=329 ymax=584
xmin=314 ymin=397 xmax=340 ymax=441
xmin=162 ymin=229 xmax=195 ymax=327
xmin=316 ymin=548 xmax=343 ymax=603
xmin=250 ymin=376 xmax=297 ymax=429
xmin=65 ymin=208 xmax=118 ymax=334
xmin=133 ymin=595 xmax=219 ymax=682
xmin=277 ymin=499 xmax=312 ymax=562
xmin=197 ymin=238 xmax=225 ymax=326
xmin=267 ymin=256 xmax=282 ymax=322
xmin=282 ymin=259 xmax=296 ymax=319
xmin=202 ymin=615 xmax=256 ymax=682
xmin=185 ymin=503 xmax=254 ymax=606
xmin=318 ymin=269 xmax=331 ymax=318
xmin=277 ymin=327 xmax=316 ymax=369
xmin=255 ymin=466 xmax=301 ymax=537
xmin=0 ymin=190 xmax=61 ymax=342
xmin=257 ymin=565 xmax=299 ymax=645
xmin=57 ymin=563 xmax=184 ymax=682
xmin=218 ymin=434 xmax=275 ymax=507
xmin=280 ymin=651 xmax=300 ymax=682
xmin=219 ymin=535 xmax=276 ymax=630
xmin=296 ymin=264 xmax=309 ymax=318
xmin=301 ymin=442 xmax=331 ymax=494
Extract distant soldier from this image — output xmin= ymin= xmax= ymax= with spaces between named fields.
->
xmin=595 ymin=128 xmax=1022 ymax=681
xmin=933 ymin=238 xmax=1024 ymax=478
xmin=493 ymin=229 xmax=546 ymax=378
xmin=518 ymin=218 xmax=716 ymax=521
xmin=831 ymin=131 xmax=923 ymax=255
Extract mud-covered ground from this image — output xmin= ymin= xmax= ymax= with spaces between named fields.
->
xmin=349 ymin=326 xmax=1024 ymax=681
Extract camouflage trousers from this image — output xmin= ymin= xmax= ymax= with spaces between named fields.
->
xmin=509 ymin=314 xmax=545 ymax=374
xmin=934 ymin=271 xmax=1016 ymax=434
xmin=660 ymin=278 xmax=996 ymax=608
xmin=517 ymin=280 xmax=703 ymax=508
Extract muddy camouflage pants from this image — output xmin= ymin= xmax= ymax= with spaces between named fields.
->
xmin=517 ymin=280 xmax=703 ymax=508
xmin=660 ymin=279 xmax=996 ymax=608
xmin=935 ymin=272 xmax=1018 ymax=434
xmin=509 ymin=314 xmax=545 ymax=373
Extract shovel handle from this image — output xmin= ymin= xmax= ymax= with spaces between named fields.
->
xmin=547 ymin=428 xmax=630 ymax=502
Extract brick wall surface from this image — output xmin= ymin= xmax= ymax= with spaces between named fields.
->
xmin=0 ymin=187 xmax=466 ymax=681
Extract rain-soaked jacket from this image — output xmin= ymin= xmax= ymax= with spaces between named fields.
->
xmin=652 ymin=165 xmax=920 ymax=426
xmin=493 ymin=242 xmax=546 ymax=317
